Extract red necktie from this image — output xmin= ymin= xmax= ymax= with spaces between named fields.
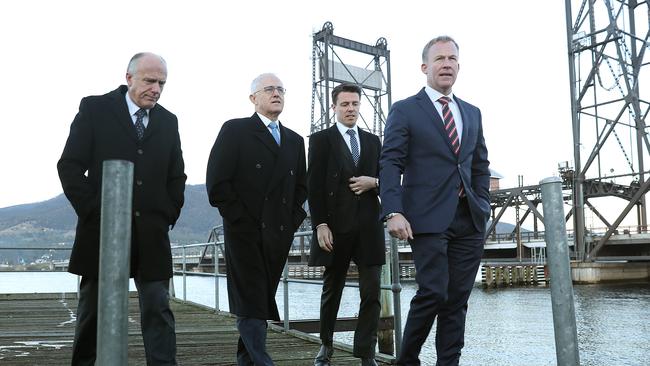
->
xmin=438 ymin=96 xmax=464 ymax=197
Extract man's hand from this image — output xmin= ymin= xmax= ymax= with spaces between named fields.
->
xmin=349 ymin=176 xmax=377 ymax=195
xmin=387 ymin=213 xmax=413 ymax=240
xmin=316 ymin=224 xmax=334 ymax=252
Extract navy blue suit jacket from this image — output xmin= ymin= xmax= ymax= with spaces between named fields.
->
xmin=379 ymin=88 xmax=490 ymax=234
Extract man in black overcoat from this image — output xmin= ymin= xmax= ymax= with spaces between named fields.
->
xmin=206 ymin=73 xmax=307 ymax=366
xmin=307 ymin=83 xmax=385 ymax=366
xmin=58 ymin=52 xmax=186 ymax=365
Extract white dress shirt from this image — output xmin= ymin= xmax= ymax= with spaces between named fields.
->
xmin=125 ymin=93 xmax=150 ymax=127
xmin=257 ymin=112 xmax=281 ymax=145
xmin=335 ymin=121 xmax=361 ymax=153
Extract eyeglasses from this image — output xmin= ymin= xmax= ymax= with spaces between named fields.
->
xmin=255 ymin=86 xmax=286 ymax=95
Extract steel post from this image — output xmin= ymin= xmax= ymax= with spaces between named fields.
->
xmin=96 ymin=160 xmax=133 ymax=366
xmin=390 ymin=236 xmax=402 ymax=358
xmin=540 ymin=176 xmax=580 ymax=366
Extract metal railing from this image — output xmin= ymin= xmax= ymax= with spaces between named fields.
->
xmin=170 ymin=229 xmax=403 ymax=359
xmin=0 ymin=246 xmax=72 ymax=270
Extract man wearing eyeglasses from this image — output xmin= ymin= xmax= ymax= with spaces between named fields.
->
xmin=206 ymin=73 xmax=307 ymax=365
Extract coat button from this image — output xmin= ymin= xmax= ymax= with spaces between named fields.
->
xmin=137 ymin=149 xmax=144 ymax=155
xmin=280 ymin=225 xmax=284 ymax=231
xmin=290 ymin=170 xmax=294 ymax=176
xmin=256 ymin=163 xmax=262 ymax=169
xmin=265 ymin=197 xmax=268 ymax=201
xmin=333 ymin=173 xmax=338 ymax=177
xmin=135 ymin=211 xmax=141 ymax=217
xmin=282 ymin=198 xmax=286 ymax=204
xmin=328 ymin=192 xmax=334 ymax=196
xmin=261 ymin=222 xmax=266 ymax=229
xmin=136 ymin=180 xmax=142 ymax=186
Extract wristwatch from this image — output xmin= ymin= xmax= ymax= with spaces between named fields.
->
xmin=384 ymin=212 xmax=399 ymax=221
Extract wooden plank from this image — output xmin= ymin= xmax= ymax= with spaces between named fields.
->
xmin=0 ymin=293 xmax=393 ymax=365
xmin=271 ymin=316 xmax=394 ymax=333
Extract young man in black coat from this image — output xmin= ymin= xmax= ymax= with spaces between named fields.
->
xmin=307 ymin=83 xmax=385 ymax=366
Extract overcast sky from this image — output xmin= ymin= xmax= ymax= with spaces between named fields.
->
xmin=0 ymin=0 xmax=572 ymax=209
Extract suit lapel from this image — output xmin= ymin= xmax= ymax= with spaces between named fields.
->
xmin=251 ymin=113 xmax=280 ymax=155
xmin=142 ymin=105 xmax=163 ymax=141
xmin=455 ymin=96 xmax=473 ymax=160
xmin=266 ymin=122 xmax=292 ymax=194
xmin=415 ymin=88 xmax=458 ymax=157
xmin=358 ymin=129 xmax=373 ymax=172
xmin=328 ymin=126 xmax=356 ymax=172
xmin=110 ymin=87 xmax=140 ymax=142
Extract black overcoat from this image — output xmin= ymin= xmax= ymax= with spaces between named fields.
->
xmin=57 ymin=85 xmax=186 ymax=280
xmin=206 ymin=113 xmax=307 ymax=320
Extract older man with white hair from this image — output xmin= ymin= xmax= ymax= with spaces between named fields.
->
xmin=206 ymin=73 xmax=307 ymax=365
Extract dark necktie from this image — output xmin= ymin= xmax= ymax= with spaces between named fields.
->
xmin=346 ymin=129 xmax=359 ymax=166
xmin=269 ymin=122 xmax=280 ymax=145
xmin=135 ymin=108 xmax=147 ymax=141
xmin=438 ymin=96 xmax=464 ymax=196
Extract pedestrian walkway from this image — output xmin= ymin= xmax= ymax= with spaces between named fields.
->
xmin=0 ymin=292 xmax=392 ymax=365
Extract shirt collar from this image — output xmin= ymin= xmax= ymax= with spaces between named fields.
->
xmin=257 ymin=112 xmax=280 ymax=127
xmin=335 ymin=121 xmax=358 ymax=136
xmin=424 ymin=85 xmax=455 ymax=104
xmin=125 ymin=93 xmax=149 ymax=117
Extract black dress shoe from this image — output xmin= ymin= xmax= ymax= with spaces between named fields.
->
xmin=361 ymin=357 xmax=378 ymax=366
xmin=314 ymin=344 xmax=334 ymax=366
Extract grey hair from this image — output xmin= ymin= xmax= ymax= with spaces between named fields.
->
xmin=422 ymin=36 xmax=459 ymax=63
xmin=250 ymin=73 xmax=280 ymax=94
xmin=127 ymin=52 xmax=167 ymax=74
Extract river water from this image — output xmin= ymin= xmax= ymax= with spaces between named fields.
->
xmin=1 ymin=272 xmax=649 ymax=365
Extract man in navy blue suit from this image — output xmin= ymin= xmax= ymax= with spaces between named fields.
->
xmin=379 ymin=36 xmax=491 ymax=365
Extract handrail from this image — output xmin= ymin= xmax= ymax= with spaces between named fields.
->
xmin=170 ymin=228 xmax=403 ymax=360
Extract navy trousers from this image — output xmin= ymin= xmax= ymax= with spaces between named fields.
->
xmin=397 ymin=198 xmax=485 ymax=366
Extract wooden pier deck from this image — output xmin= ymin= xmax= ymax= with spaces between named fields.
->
xmin=0 ymin=293 xmax=392 ymax=365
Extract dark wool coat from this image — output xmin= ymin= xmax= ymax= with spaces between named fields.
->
xmin=206 ymin=114 xmax=307 ymax=320
xmin=58 ymin=85 xmax=186 ymax=280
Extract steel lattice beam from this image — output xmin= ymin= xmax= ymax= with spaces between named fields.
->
xmin=565 ymin=0 xmax=650 ymax=259
xmin=310 ymin=22 xmax=391 ymax=138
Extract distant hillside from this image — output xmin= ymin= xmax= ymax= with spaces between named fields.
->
xmin=0 ymin=184 xmax=221 ymax=249
xmin=0 ymin=187 xmax=522 ymax=264
xmin=488 ymin=220 xmax=526 ymax=235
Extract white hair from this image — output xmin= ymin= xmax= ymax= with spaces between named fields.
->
xmin=250 ymin=73 xmax=281 ymax=94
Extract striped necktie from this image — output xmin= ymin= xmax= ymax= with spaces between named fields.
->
xmin=438 ymin=96 xmax=464 ymax=196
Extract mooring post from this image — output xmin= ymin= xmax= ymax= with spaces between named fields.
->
xmin=378 ymin=251 xmax=394 ymax=355
xmin=389 ymin=236 xmax=402 ymax=358
xmin=96 ymin=160 xmax=134 ymax=366
xmin=540 ymin=176 xmax=580 ymax=366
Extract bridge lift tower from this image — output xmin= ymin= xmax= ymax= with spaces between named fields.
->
xmin=310 ymin=22 xmax=391 ymax=139
xmin=565 ymin=0 xmax=650 ymax=260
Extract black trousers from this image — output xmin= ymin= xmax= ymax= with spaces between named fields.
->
xmin=319 ymin=231 xmax=382 ymax=358
xmin=71 ymin=276 xmax=177 ymax=366
xmin=236 ymin=317 xmax=274 ymax=366
xmin=397 ymin=198 xmax=485 ymax=366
